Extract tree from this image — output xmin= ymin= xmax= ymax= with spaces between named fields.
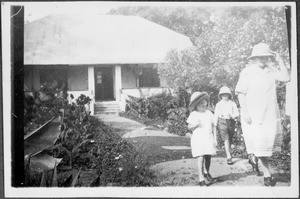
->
xmin=156 ymin=6 xmax=289 ymax=102
xmin=110 ymin=6 xmax=289 ymax=102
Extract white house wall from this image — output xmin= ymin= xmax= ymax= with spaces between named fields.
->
xmin=24 ymin=64 xmax=170 ymax=114
xmin=88 ymin=66 xmax=95 ymax=115
xmin=115 ymin=65 xmax=122 ymax=102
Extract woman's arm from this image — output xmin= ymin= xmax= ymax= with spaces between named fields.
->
xmin=212 ymin=124 xmax=218 ymax=147
xmin=232 ymin=102 xmax=239 ymax=119
xmin=273 ymin=52 xmax=290 ymax=82
xmin=237 ymin=93 xmax=251 ymax=124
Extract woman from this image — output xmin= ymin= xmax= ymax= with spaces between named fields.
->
xmin=235 ymin=43 xmax=290 ymax=186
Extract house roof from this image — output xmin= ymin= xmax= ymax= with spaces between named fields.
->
xmin=24 ymin=14 xmax=193 ymax=65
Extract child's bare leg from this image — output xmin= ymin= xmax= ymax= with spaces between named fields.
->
xmin=224 ymin=140 xmax=232 ymax=159
xmin=204 ymin=155 xmax=211 ymax=174
xmin=197 ymin=156 xmax=205 ymax=182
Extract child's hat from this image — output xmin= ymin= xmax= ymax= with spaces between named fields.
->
xmin=189 ymin=91 xmax=209 ymax=110
xmin=219 ymin=86 xmax=232 ymax=99
xmin=247 ymin=43 xmax=275 ymax=60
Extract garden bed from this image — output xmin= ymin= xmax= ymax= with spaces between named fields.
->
xmin=24 ymin=93 xmax=156 ymax=187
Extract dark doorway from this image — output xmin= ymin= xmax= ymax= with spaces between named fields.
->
xmin=94 ymin=67 xmax=115 ymax=101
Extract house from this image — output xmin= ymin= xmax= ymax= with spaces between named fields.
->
xmin=24 ymin=14 xmax=193 ymax=114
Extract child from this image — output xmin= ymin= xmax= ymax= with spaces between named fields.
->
xmin=186 ymin=91 xmax=217 ymax=186
xmin=214 ymin=86 xmax=239 ymax=165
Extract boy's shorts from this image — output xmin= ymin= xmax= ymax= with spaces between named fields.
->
xmin=217 ymin=118 xmax=235 ymax=143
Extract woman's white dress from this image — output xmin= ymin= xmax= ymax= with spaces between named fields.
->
xmin=186 ymin=110 xmax=216 ymax=157
xmin=235 ymin=64 xmax=283 ymax=157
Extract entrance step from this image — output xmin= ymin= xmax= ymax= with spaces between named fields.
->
xmin=94 ymin=101 xmax=121 ymax=114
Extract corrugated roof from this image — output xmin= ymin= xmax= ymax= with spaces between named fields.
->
xmin=24 ymin=14 xmax=193 ymax=65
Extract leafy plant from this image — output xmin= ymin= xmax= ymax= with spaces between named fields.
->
xmin=125 ymin=91 xmax=178 ymax=121
xmin=25 ymin=88 xmax=156 ymax=187
xmin=167 ymin=107 xmax=189 ymax=136
xmin=230 ymin=119 xmax=248 ymax=158
xmin=24 ymin=91 xmax=62 ymax=135
xmin=24 ymin=155 xmax=81 ymax=187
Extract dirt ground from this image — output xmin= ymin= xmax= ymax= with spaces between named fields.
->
xmin=98 ymin=114 xmax=291 ymax=187
xmin=150 ymin=157 xmax=290 ymax=186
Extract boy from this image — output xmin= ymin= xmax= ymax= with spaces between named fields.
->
xmin=214 ymin=86 xmax=239 ymax=165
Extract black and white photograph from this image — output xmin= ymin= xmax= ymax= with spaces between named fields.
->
xmin=1 ymin=1 xmax=298 ymax=198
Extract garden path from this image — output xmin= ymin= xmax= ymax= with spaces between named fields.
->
xmin=97 ymin=114 xmax=290 ymax=187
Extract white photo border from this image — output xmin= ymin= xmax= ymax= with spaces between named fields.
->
xmin=2 ymin=1 xmax=298 ymax=198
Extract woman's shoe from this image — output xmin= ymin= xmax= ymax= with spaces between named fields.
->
xmin=198 ymin=180 xmax=207 ymax=186
xmin=248 ymin=154 xmax=261 ymax=176
xmin=264 ymin=177 xmax=274 ymax=186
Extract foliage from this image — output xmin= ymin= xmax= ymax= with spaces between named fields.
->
xmin=24 ymin=88 xmax=155 ymax=186
xmin=156 ymin=6 xmax=289 ymax=99
xmin=269 ymin=116 xmax=291 ymax=173
xmin=111 ymin=6 xmax=289 ymax=95
xmin=24 ymin=91 xmax=63 ymax=135
xmin=125 ymin=91 xmax=182 ymax=121
xmin=24 ymin=154 xmax=81 ymax=187
xmin=229 ymin=120 xmax=248 ymax=158
xmin=54 ymin=96 xmax=155 ymax=186
xmin=167 ymin=107 xmax=189 ymax=136
xmin=124 ymin=90 xmax=191 ymax=135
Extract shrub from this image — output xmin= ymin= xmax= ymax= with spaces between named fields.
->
xmin=167 ymin=107 xmax=189 ymax=136
xmin=269 ymin=115 xmax=291 ymax=173
xmin=125 ymin=91 xmax=176 ymax=121
xmin=124 ymin=89 xmax=191 ymax=135
xmin=230 ymin=119 xmax=248 ymax=158
xmin=24 ymin=91 xmax=62 ymax=135
xmin=25 ymin=89 xmax=156 ymax=186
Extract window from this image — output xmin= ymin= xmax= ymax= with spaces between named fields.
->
xmin=40 ymin=67 xmax=67 ymax=91
xmin=68 ymin=67 xmax=88 ymax=91
xmin=24 ymin=67 xmax=33 ymax=91
xmin=139 ymin=67 xmax=160 ymax=87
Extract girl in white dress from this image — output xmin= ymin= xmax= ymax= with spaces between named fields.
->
xmin=187 ymin=92 xmax=217 ymax=186
xmin=235 ymin=43 xmax=290 ymax=186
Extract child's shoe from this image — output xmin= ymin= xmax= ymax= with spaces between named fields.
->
xmin=204 ymin=173 xmax=213 ymax=182
xmin=227 ymin=158 xmax=233 ymax=165
xmin=198 ymin=180 xmax=207 ymax=186
xmin=248 ymin=154 xmax=261 ymax=176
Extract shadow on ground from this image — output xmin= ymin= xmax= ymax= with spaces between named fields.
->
xmin=125 ymin=136 xmax=192 ymax=165
xmin=125 ymin=136 xmax=225 ymax=165
xmin=215 ymin=172 xmax=249 ymax=183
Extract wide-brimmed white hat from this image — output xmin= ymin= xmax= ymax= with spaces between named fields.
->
xmin=248 ymin=43 xmax=275 ymax=60
xmin=218 ymin=86 xmax=232 ymax=99
xmin=189 ymin=92 xmax=209 ymax=111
